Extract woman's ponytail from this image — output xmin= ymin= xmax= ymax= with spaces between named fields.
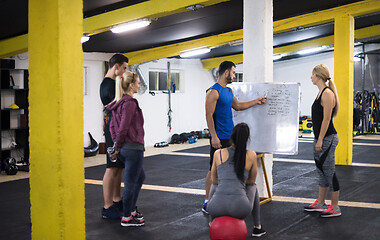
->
xmin=230 ymin=123 xmax=250 ymax=182
xmin=328 ymin=79 xmax=339 ymax=118
xmin=313 ymin=64 xmax=339 ymax=117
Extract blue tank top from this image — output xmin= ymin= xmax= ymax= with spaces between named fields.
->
xmin=208 ymin=83 xmax=234 ymax=139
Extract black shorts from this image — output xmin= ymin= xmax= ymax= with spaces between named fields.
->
xmin=104 ymin=109 xmax=124 ymax=168
xmin=209 ymin=138 xmax=231 ymax=170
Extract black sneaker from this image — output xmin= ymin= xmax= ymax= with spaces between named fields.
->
xmin=131 ymin=207 xmax=144 ymax=220
xmin=113 ymin=200 xmax=123 ymax=212
xmin=252 ymin=227 xmax=266 ymax=237
xmin=102 ymin=205 xmax=122 ymax=219
xmin=121 ymin=216 xmax=145 ymax=227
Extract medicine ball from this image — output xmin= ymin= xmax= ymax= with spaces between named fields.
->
xmin=170 ymin=134 xmax=181 ymax=144
xmin=209 ymin=216 xmax=247 ymax=240
xmin=179 ymin=133 xmax=190 ymax=143
xmin=4 ymin=157 xmax=18 ymax=175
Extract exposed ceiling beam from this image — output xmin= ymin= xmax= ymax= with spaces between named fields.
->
xmin=0 ymin=0 xmax=379 ymax=60
xmin=201 ymin=53 xmax=243 ymax=69
xmin=0 ymin=34 xmax=28 ymax=59
xmin=273 ymin=0 xmax=380 ymax=34
xmin=126 ymin=0 xmax=380 ymax=64
xmin=355 ymin=24 xmax=380 ymax=39
xmin=84 ymin=0 xmax=231 ymax=35
xmin=201 ymin=24 xmax=380 ymax=69
xmin=127 ymin=30 xmax=243 ymax=65
xmin=273 ymin=36 xmax=334 ymax=55
xmin=0 ymin=0 xmax=229 ymax=59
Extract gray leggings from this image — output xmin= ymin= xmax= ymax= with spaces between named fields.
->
xmin=208 ymin=184 xmax=260 ymax=225
xmin=313 ymin=134 xmax=339 ymax=192
xmin=252 ymin=187 xmax=261 ymax=226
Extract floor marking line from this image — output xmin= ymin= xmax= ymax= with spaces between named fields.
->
xmin=163 ymin=152 xmax=380 ymax=168
xmin=272 ymin=196 xmax=380 ymax=209
xmin=84 ymin=179 xmax=205 ymax=195
xmin=298 ymin=139 xmax=380 ymax=146
xmin=84 ymin=179 xmax=380 ymax=209
xmin=165 ymin=152 xmax=209 ymax=157
xmin=274 ymin=158 xmax=314 ymax=164
xmin=273 ymin=158 xmax=380 ymax=167
xmin=353 ymin=142 xmax=380 ymax=146
xmin=142 ymin=184 xmax=205 ymax=195
xmin=351 ymin=162 xmax=380 ymax=167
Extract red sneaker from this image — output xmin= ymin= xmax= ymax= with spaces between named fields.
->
xmin=131 ymin=207 xmax=144 ymax=220
xmin=121 ymin=216 xmax=145 ymax=227
xmin=320 ymin=205 xmax=341 ymax=218
xmin=304 ymin=199 xmax=327 ymax=212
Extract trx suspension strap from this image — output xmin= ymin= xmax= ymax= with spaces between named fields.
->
xmin=167 ymin=61 xmax=172 ymax=132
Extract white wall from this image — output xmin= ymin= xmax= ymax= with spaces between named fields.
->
xmin=11 ymin=51 xmax=338 ymax=147
xmin=11 ymin=52 xmax=114 ymax=147
xmin=274 ymin=51 xmax=335 ymax=116
xmin=136 ymin=58 xmax=214 ymax=146
xmin=82 ymin=56 xmax=215 ymax=147
xmin=83 ymin=52 xmax=113 ymax=146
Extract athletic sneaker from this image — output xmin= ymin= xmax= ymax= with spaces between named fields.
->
xmin=131 ymin=207 xmax=144 ymax=220
xmin=304 ymin=199 xmax=328 ymax=212
xmin=113 ymin=200 xmax=123 ymax=212
xmin=121 ymin=216 xmax=145 ymax=227
xmin=252 ymin=227 xmax=266 ymax=237
xmin=320 ymin=205 xmax=341 ymax=218
xmin=202 ymin=201 xmax=209 ymax=214
xmin=102 ymin=205 xmax=123 ymax=219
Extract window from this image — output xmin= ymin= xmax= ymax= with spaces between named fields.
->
xmin=83 ymin=66 xmax=88 ymax=95
xmin=149 ymin=70 xmax=181 ymax=92
xmin=235 ymin=73 xmax=243 ymax=82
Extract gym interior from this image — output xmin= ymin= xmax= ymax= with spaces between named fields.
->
xmin=1 ymin=0 xmax=380 ymax=239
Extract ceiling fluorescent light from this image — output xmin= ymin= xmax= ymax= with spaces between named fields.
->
xmin=111 ymin=18 xmax=151 ymax=33
xmin=81 ymin=35 xmax=90 ymax=43
xmin=185 ymin=4 xmax=205 ymax=11
xmin=228 ymin=39 xmax=243 ymax=46
xmin=180 ymin=48 xmax=211 ymax=58
xmin=297 ymin=46 xmax=325 ymax=55
xmin=273 ymin=54 xmax=282 ymax=60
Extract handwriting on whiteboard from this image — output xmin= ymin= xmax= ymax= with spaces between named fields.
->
xmin=267 ymin=84 xmax=292 ymax=117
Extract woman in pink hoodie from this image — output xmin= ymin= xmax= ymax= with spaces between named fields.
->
xmin=107 ymin=71 xmax=145 ymax=227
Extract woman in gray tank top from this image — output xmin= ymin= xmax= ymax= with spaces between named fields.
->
xmin=207 ymin=123 xmax=258 ymax=220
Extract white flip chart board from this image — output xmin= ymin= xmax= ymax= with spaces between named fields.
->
xmin=229 ymin=82 xmax=301 ymax=155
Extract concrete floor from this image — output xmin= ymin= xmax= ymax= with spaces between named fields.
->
xmin=1 ymin=135 xmax=380 ymax=240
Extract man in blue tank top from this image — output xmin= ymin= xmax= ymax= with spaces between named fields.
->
xmin=203 ymin=61 xmax=267 ymax=208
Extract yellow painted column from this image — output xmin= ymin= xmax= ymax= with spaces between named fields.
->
xmin=29 ymin=0 xmax=85 ymax=239
xmin=334 ymin=14 xmax=354 ymax=165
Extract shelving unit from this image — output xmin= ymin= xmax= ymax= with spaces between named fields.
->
xmin=0 ymin=63 xmax=29 ymax=172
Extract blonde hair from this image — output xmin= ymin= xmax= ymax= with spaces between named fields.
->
xmin=113 ymin=71 xmax=138 ymax=103
xmin=313 ymin=64 xmax=339 ymax=118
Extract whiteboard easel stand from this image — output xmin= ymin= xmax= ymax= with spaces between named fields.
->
xmin=257 ymin=153 xmax=272 ymax=205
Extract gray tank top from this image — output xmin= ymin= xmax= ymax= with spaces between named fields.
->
xmin=215 ymin=147 xmax=249 ymax=196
